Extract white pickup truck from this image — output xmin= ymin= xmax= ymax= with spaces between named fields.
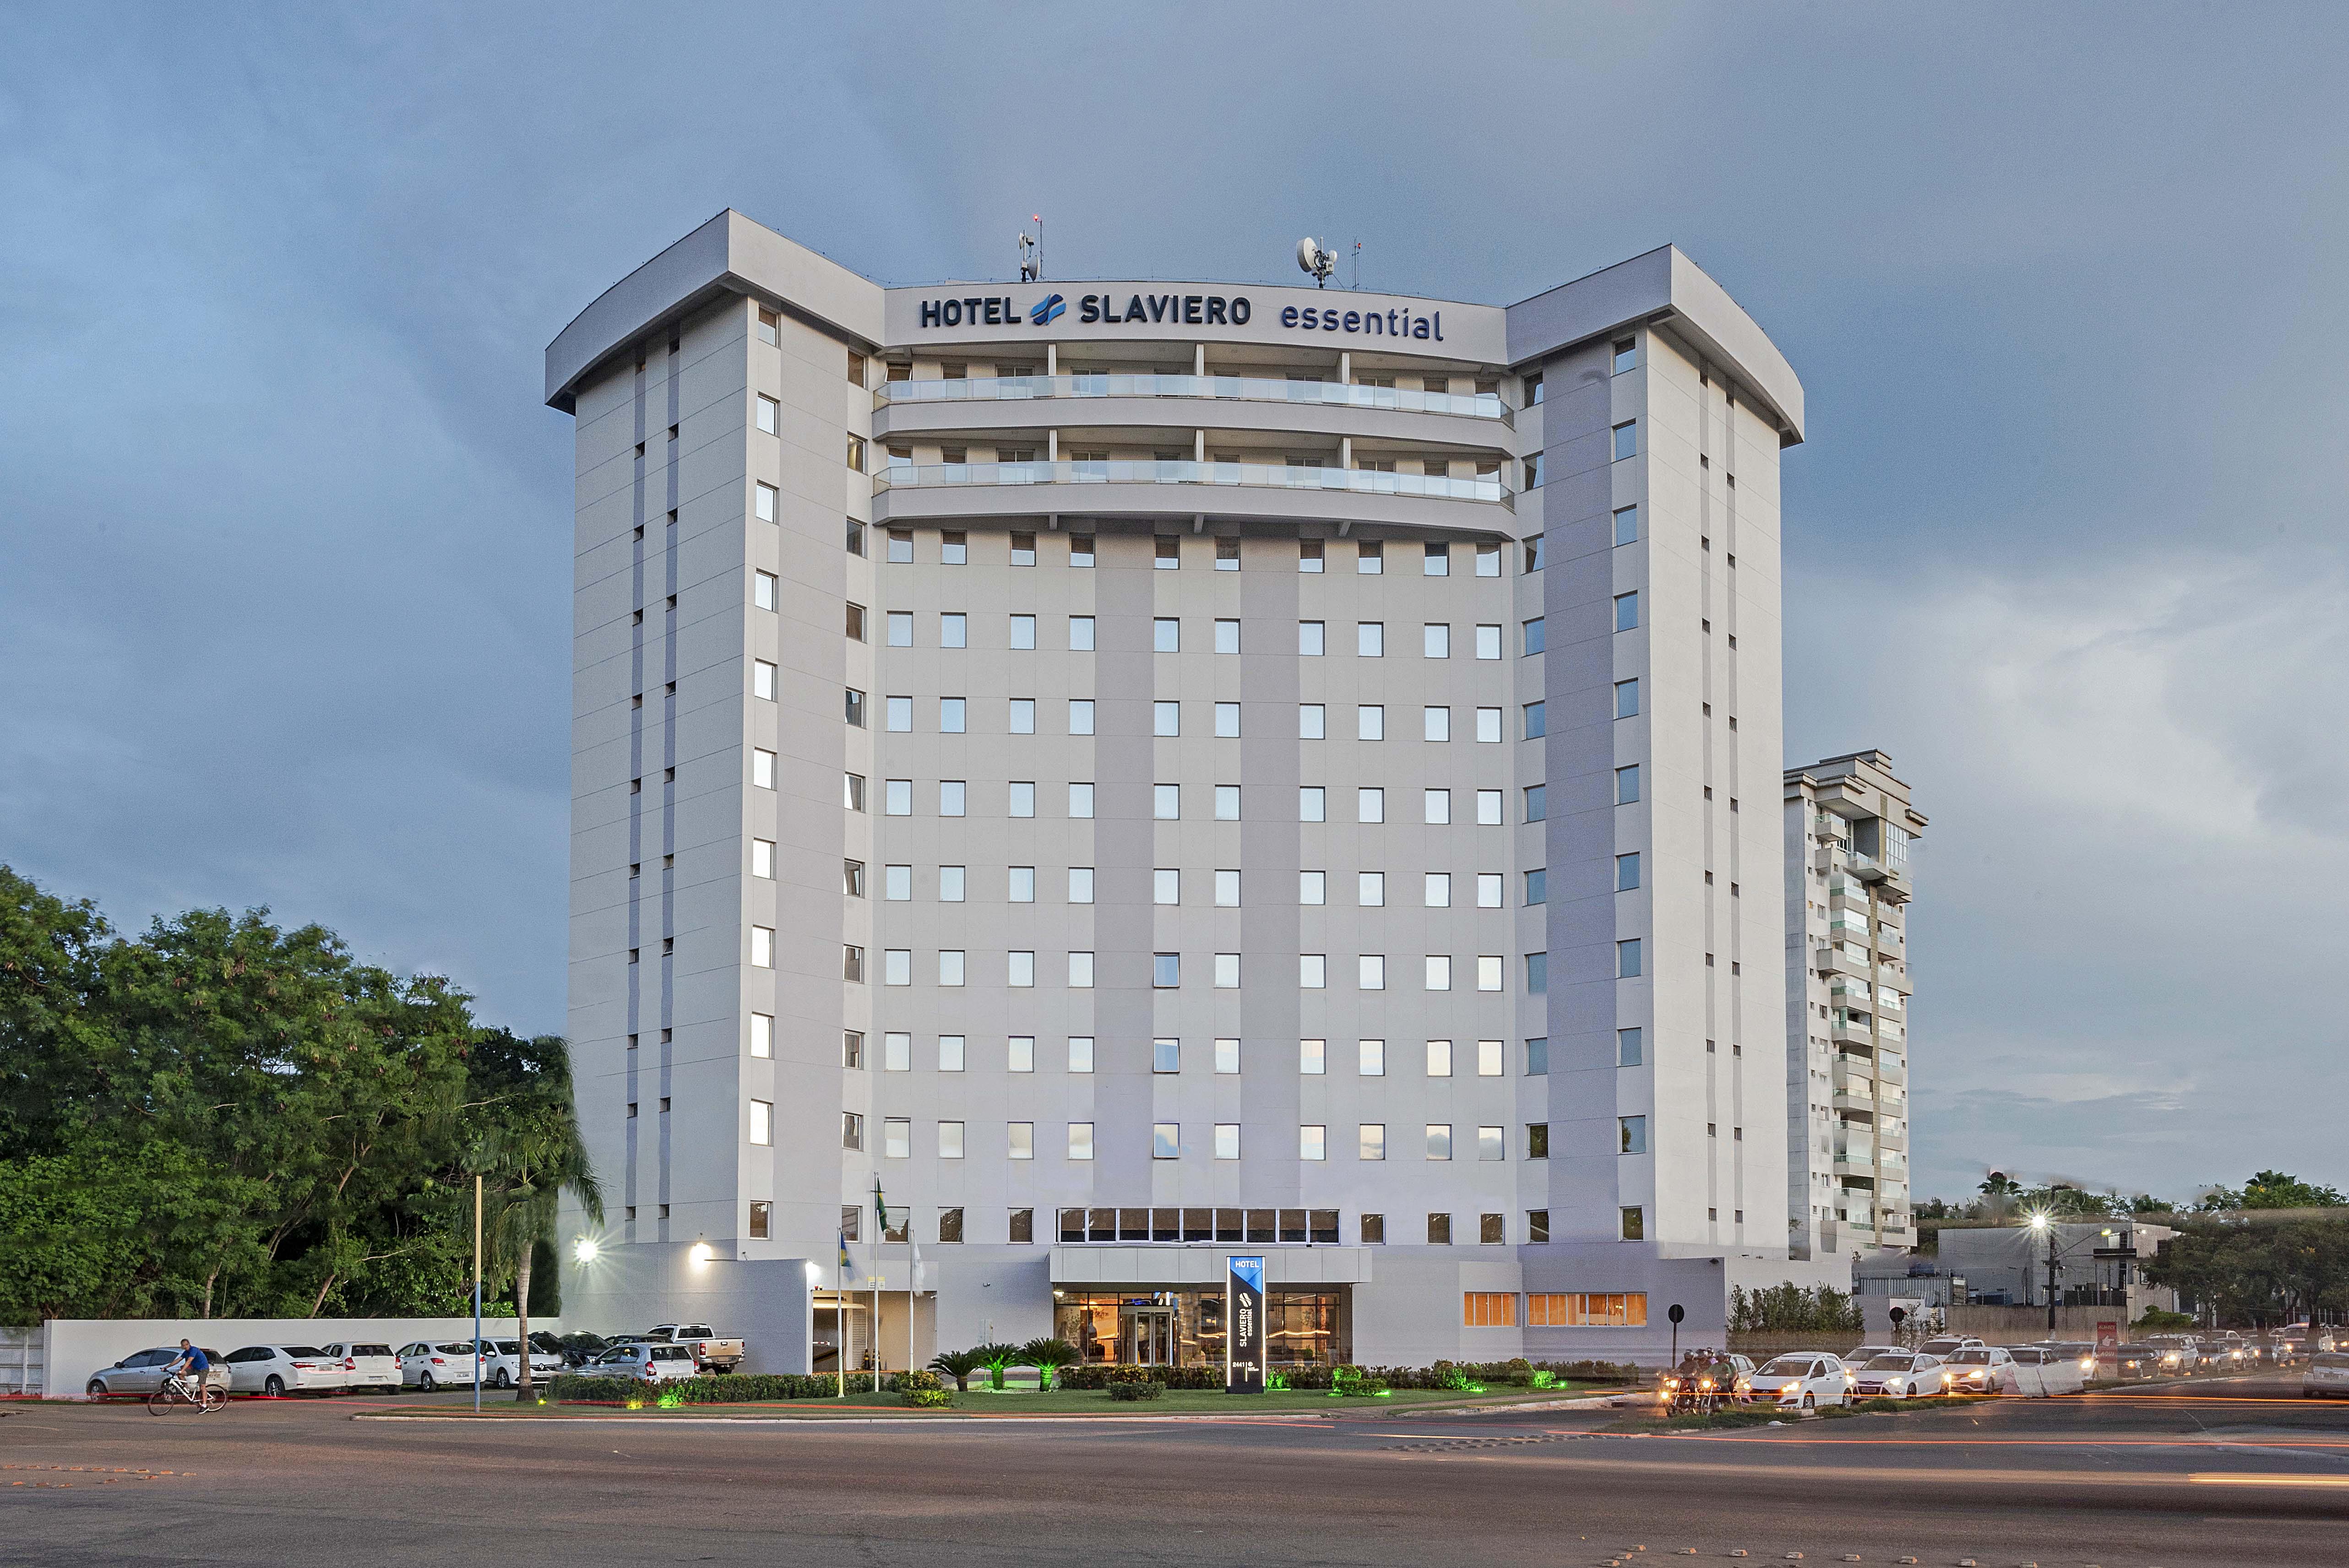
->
xmin=631 ymin=1324 xmax=745 ymax=1374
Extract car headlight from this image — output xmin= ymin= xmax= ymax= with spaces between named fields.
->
xmin=1734 ymin=1379 xmax=1751 ymax=1392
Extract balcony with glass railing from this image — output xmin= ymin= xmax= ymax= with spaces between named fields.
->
xmin=879 ymin=372 xmax=1509 ymax=422
xmin=874 ymin=457 xmax=1510 ymax=506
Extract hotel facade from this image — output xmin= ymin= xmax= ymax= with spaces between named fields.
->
xmin=547 ymin=210 xmax=1839 ymax=1371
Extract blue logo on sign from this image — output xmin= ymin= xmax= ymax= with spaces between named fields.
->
xmin=1030 ymin=293 xmax=1066 ymax=327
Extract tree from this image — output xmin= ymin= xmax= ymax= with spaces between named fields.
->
xmin=929 ymin=1347 xmax=982 ymax=1392
xmin=464 ymin=1035 xmax=601 ymax=1400
xmin=1018 ymin=1337 xmax=1078 ymax=1392
xmin=971 ymin=1341 xmax=1021 ymax=1391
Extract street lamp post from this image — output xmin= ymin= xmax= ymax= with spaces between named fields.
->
xmin=2029 ymin=1213 xmax=2057 ymax=1337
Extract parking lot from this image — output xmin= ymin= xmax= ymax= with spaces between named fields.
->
xmin=6 ymin=1371 xmax=2349 ymax=1567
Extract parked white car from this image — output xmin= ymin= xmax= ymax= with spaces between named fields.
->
xmin=1918 ymin=1335 xmax=1986 ymax=1360
xmin=317 ymin=1341 xmax=401 ymax=1394
xmin=397 ymin=1340 xmax=484 ymax=1390
xmin=1849 ymin=1352 xmax=1944 ymax=1399
xmin=474 ymin=1338 xmax=564 ymax=1389
xmin=1740 ymin=1354 xmax=1849 ymax=1410
xmin=220 ymin=1345 xmax=351 ymax=1397
xmin=1940 ymin=1346 xmax=2031 ymax=1395
xmin=84 ymin=1346 xmax=231 ymax=1400
xmin=584 ymin=1343 xmax=699 ymax=1384
xmin=2303 ymin=1351 xmax=2349 ymax=1398
xmin=2008 ymin=1346 xmax=2083 ymax=1395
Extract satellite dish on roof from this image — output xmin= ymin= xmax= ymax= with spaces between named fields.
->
xmin=1296 ymin=237 xmax=1334 ymax=288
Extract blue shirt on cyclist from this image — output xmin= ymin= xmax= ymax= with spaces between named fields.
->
xmin=171 ymin=1340 xmax=210 ymax=1375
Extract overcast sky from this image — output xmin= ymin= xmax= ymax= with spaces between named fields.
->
xmin=4 ymin=3 xmax=2344 ymax=1205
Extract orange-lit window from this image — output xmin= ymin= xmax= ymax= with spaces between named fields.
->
xmin=1463 ymin=1291 xmax=1517 ymax=1327
xmin=1528 ymin=1292 xmax=1648 ymax=1326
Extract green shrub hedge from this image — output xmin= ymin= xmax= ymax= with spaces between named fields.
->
xmin=1108 ymin=1379 xmax=1164 ymax=1400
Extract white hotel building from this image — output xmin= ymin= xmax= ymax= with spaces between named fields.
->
xmin=547 ymin=210 xmax=1841 ymax=1371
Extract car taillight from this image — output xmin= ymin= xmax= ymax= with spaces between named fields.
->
xmin=430 ymin=1357 xmax=446 ymax=1365
xmin=343 ymin=1360 xmax=356 ymax=1371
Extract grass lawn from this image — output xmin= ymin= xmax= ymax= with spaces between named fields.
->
xmin=485 ymin=1382 xmax=1614 ymax=1419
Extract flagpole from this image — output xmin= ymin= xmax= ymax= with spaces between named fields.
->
xmin=870 ymin=1177 xmax=884 ymax=1393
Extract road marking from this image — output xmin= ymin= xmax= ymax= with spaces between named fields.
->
xmin=2188 ymin=1471 xmax=2349 ymax=1488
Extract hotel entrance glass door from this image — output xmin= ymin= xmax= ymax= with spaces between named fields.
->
xmin=1123 ymin=1307 xmax=1174 ymax=1366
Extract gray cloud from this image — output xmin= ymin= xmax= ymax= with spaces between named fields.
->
xmin=4 ymin=2 xmax=2345 ymax=1204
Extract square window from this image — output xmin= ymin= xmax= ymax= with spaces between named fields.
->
xmin=1620 ymin=1207 xmax=1646 ymax=1240
xmin=1214 ymin=618 xmax=1240 ymax=654
xmin=1214 ymin=1037 xmax=1240 ymax=1074
xmin=1523 ymin=701 xmax=1545 ymax=739
xmin=1424 ymin=872 xmax=1451 ymax=908
xmin=1299 ymin=703 xmax=1327 ymax=739
xmin=1614 ymin=592 xmax=1639 ymax=632
xmin=1300 ymin=1038 xmax=1327 ymax=1074
xmin=1299 ymin=869 xmax=1326 ymax=904
xmin=1069 ymin=699 xmax=1095 ymax=735
xmin=1477 ymin=789 xmax=1504 ymax=825
xmin=1613 ymin=337 xmax=1638 ymax=374
xmin=1475 ymin=624 xmax=1501 ymax=660
xmin=940 ymin=697 xmax=966 ymax=733
xmin=755 ymin=750 xmax=779 ymax=790
xmin=750 ymin=925 xmax=774 ymax=968
xmin=1215 ymin=869 xmax=1241 ymax=906
xmin=1009 ymin=781 xmax=1035 ymax=817
xmin=1299 ymin=620 xmax=1325 ymax=656
xmin=1525 ymin=952 xmax=1548 ymax=993
xmin=1478 ymin=1038 xmax=1503 ymax=1077
xmin=1426 ymin=1039 xmax=1453 ymax=1076
xmin=938 ymin=1034 xmax=965 ymax=1071
xmin=1213 ymin=952 xmax=1240 ymax=987
xmin=1155 ymin=783 xmax=1180 ymax=819
xmin=1009 ymin=865 xmax=1036 ymax=903
xmin=941 ymin=612 xmax=968 ymax=648
xmin=884 ymin=864 xmax=911 ymax=901
xmin=1009 ymin=698 xmax=1036 ymax=734
xmin=1009 ymin=614 xmax=1037 ymax=650
xmin=1359 ymin=955 xmax=1386 ymax=990
xmin=884 ymin=1032 xmax=912 ymax=1071
xmin=1300 ymin=954 xmax=1327 ymax=988
xmin=752 ymin=839 xmax=775 ymax=879
xmin=1215 ymin=536 xmax=1240 ymax=570
xmin=845 ymin=689 xmax=868 ymax=727
xmin=940 ymin=780 xmax=966 ymax=816
xmin=886 ymin=610 xmax=913 ymax=646
xmin=1357 ymin=705 xmax=1384 ymax=741
xmin=1155 ymin=537 xmax=1181 ymax=570
xmin=1154 ymin=868 xmax=1180 ymax=905
xmin=1612 ymin=420 xmax=1637 ymax=461
xmin=1477 ymin=872 xmax=1502 ymax=908
xmin=1617 ymin=1027 xmax=1643 ymax=1066
xmin=1477 ymin=955 xmax=1502 ymax=992
xmin=1522 ymin=784 xmax=1545 ymax=821
xmin=1069 ymin=615 xmax=1096 ymax=650
xmin=750 ymin=1014 xmax=774 ymax=1058
xmin=1153 ymin=953 xmax=1181 ymax=988
xmin=1526 ymin=1036 xmax=1549 ymax=1075
xmin=1068 ymin=1036 xmax=1095 ymax=1071
xmin=1359 ymin=1123 xmax=1386 ymax=1161
xmin=1357 ymin=622 xmax=1384 ymax=657
xmin=1300 ymin=786 xmax=1326 ymax=822
xmin=1424 ymin=788 xmax=1450 ymax=825
xmin=941 ymin=532 xmax=967 ymax=565
xmin=754 ymin=570 xmax=778 ymax=611
xmin=1616 ymin=852 xmax=1641 ymax=890
xmin=1473 ymin=709 xmax=1501 ymax=746
xmin=749 ymin=1200 xmax=772 ymax=1239
xmin=755 ymin=482 xmax=778 ymax=522
xmin=1619 ymin=1115 xmax=1647 ymax=1155
xmin=1068 ymin=1123 xmax=1095 ymax=1160
xmin=1615 ymin=679 xmax=1639 ymax=718
xmin=1153 ymin=700 xmax=1180 ymax=737
xmin=1523 ymin=868 xmax=1545 ymax=904
xmin=1616 ymin=765 xmax=1641 ymax=804
xmin=1426 ymin=1123 xmax=1453 ymax=1161
xmin=886 ymin=528 xmax=913 ymax=563
xmin=936 ymin=1206 xmax=964 ymax=1242
xmin=1424 ymin=705 xmax=1450 ymax=742
xmin=938 ymin=950 xmax=965 ymax=986
xmin=1069 ymin=535 xmax=1095 ymax=567
xmin=1358 ymin=787 xmax=1384 ymax=823
xmin=843 ymin=945 xmax=865 ymax=981
xmin=1422 ymin=623 xmax=1450 ymax=659
xmin=1010 ymin=532 xmax=1037 ymax=567
xmin=1154 ymin=617 xmax=1180 ymax=653
xmin=1215 ymin=1123 xmax=1241 ymax=1160
xmin=1300 ymin=1124 xmax=1327 ymax=1160
xmin=1069 ymin=782 xmax=1095 ymax=819
xmin=1474 ymin=540 xmax=1501 ymax=577
xmin=883 ymin=1118 xmax=910 ymax=1159
xmin=885 ymin=695 xmax=911 ymax=731
xmin=1614 ymin=505 xmax=1639 ymax=545
xmin=1356 ymin=540 xmax=1382 ymax=575
xmin=1299 ymin=538 xmax=1324 ymax=572
xmin=1359 ymin=1038 xmax=1386 ymax=1076
xmin=1357 ymin=870 xmax=1385 ymax=907
xmin=1069 ymin=952 xmax=1096 ymax=987
xmin=1617 ymin=939 xmax=1642 ymax=979
xmin=1009 ymin=1036 xmax=1036 ymax=1073
xmin=1008 ymin=950 xmax=1035 ymax=987
xmin=1424 ymin=542 xmax=1449 ymax=576
xmin=1523 ymin=617 xmax=1546 ymax=656
xmin=1213 ymin=783 xmax=1240 ymax=820
xmin=1153 ymin=1038 xmax=1180 ymax=1073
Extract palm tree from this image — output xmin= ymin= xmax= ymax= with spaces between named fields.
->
xmin=1019 ymin=1336 xmax=1078 ymax=1393
xmin=467 ymin=1037 xmax=602 ymax=1401
xmin=972 ymin=1340 xmax=1020 ymax=1391
xmin=929 ymin=1347 xmax=982 ymax=1392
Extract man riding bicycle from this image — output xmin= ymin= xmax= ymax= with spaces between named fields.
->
xmin=166 ymin=1339 xmax=211 ymax=1392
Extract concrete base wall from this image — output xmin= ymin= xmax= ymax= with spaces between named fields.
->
xmin=562 ymin=1243 xmax=813 ymax=1374
xmin=42 ymin=1316 xmax=550 ymax=1400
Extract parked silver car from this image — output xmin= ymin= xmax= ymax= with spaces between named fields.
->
xmin=85 ymin=1346 xmax=230 ymax=1400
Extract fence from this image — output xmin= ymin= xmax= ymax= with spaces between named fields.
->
xmin=0 ymin=1329 xmax=40 ymax=1397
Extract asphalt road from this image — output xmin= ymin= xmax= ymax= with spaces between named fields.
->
xmin=5 ymin=1374 xmax=2348 ymax=1567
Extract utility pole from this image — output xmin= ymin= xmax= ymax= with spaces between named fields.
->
xmin=2046 ymin=1227 xmax=2061 ymax=1337
xmin=472 ymin=1172 xmax=483 ymax=1415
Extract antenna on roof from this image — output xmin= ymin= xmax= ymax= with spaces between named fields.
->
xmin=1295 ymin=237 xmax=1334 ymax=288
xmin=1350 ymin=239 xmax=1361 ymax=291
xmin=1018 ymin=217 xmax=1043 ymax=282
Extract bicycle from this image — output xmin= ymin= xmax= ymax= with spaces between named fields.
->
xmin=147 ymin=1371 xmax=227 ymax=1415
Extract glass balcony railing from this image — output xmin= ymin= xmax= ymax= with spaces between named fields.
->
xmin=879 ymin=373 xmax=1509 ymax=421
xmin=875 ymin=458 xmax=1509 ymax=505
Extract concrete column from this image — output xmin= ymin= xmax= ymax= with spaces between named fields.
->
xmin=1193 ymin=344 xmax=1205 ymax=376
xmin=1048 ymin=429 xmax=1059 ymax=462
xmin=1339 ymin=436 xmax=1353 ymax=470
xmin=1194 ymin=429 xmax=1205 ymax=462
xmin=1339 ymin=351 xmax=1351 ymax=383
xmin=1045 ymin=344 xmax=1057 ymax=376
